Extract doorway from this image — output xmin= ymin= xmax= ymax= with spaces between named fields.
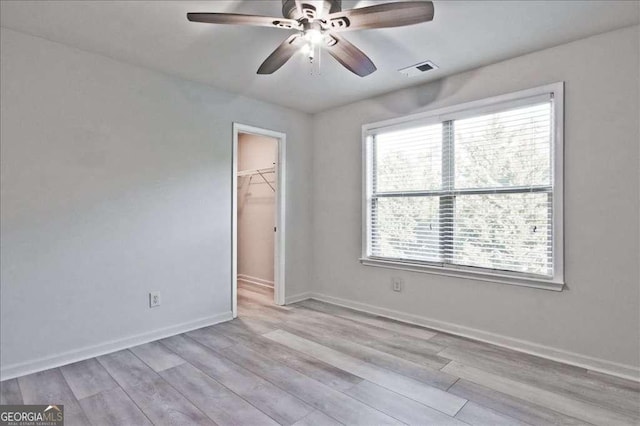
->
xmin=232 ymin=123 xmax=286 ymax=318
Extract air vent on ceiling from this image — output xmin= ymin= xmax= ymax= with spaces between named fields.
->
xmin=398 ymin=60 xmax=439 ymax=77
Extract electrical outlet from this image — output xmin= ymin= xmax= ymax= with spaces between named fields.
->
xmin=149 ymin=291 xmax=161 ymax=308
xmin=391 ymin=277 xmax=403 ymax=292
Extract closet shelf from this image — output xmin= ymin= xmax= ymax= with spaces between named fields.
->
xmin=238 ymin=166 xmax=276 ymax=192
xmin=237 ymin=166 xmax=275 ymax=177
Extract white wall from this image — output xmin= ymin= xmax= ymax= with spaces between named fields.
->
xmin=0 ymin=28 xmax=313 ymax=379
xmin=311 ymin=25 xmax=640 ymax=377
xmin=238 ymin=133 xmax=276 ymax=285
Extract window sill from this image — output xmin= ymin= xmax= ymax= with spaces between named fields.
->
xmin=359 ymin=258 xmax=565 ymax=291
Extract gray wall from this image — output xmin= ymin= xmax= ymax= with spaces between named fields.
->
xmin=1 ymin=24 xmax=638 ymax=379
xmin=0 ymin=28 xmax=313 ymax=376
xmin=311 ymin=25 xmax=640 ymax=371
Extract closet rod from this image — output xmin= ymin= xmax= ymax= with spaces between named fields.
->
xmin=238 ymin=166 xmax=275 ymax=192
xmin=237 ymin=166 xmax=275 ymax=177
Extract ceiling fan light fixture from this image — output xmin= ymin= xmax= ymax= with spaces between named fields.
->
xmin=304 ymin=29 xmax=324 ymax=45
xmin=300 ymin=43 xmax=312 ymax=55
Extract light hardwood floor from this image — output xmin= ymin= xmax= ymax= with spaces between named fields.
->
xmin=1 ymin=282 xmax=639 ymax=425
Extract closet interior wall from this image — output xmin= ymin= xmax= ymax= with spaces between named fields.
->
xmin=237 ymin=133 xmax=277 ymax=289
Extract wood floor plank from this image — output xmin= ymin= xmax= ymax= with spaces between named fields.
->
xmin=130 ymin=341 xmax=186 ymax=372
xmin=238 ymin=289 xmax=274 ymax=306
xmin=237 ymin=288 xmax=276 ymax=305
xmin=219 ymin=342 xmax=403 ymax=425
xmin=238 ymin=287 xmax=291 ymax=311
xmin=287 ymin=307 xmax=449 ymax=369
xmin=264 ymin=329 xmax=467 ymax=416
xmin=231 ymin=302 xmax=290 ymax=334
xmin=366 ymin=340 xmax=451 ymax=370
xmin=196 ymin=320 xmax=363 ymax=391
xmin=290 ymin=306 xmax=446 ymax=358
xmin=237 ymin=309 xmax=294 ymax=335
xmin=18 ymin=368 xmax=91 ymax=426
xmin=160 ymin=362 xmax=280 ymax=426
xmin=433 ymin=332 xmax=590 ymax=379
xmin=0 ymin=378 xmax=23 ymax=404
xmin=293 ymin=303 xmax=443 ymax=351
xmin=186 ymin=325 xmax=236 ymax=350
xmin=448 ymin=379 xmax=589 ymax=426
xmin=97 ymin=350 xmax=158 ymax=388
xmin=79 ymin=387 xmax=152 ymax=426
xmin=345 ymin=380 xmax=467 ymax=426
xmin=281 ymin=320 xmax=457 ymax=390
xmin=237 ymin=304 xmax=290 ymax=327
xmin=5 ymin=282 xmax=639 ymax=426
xmin=442 ymin=361 xmax=635 ymax=426
xmin=60 ymin=358 xmax=119 ymax=400
xmin=449 ymin=379 xmax=591 ymax=426
xmin=160 ymin=334 xmax=313 ymax=425
xmin=438 ymin=345 xmax=640 ymax=417
xmin=292 ymin=410 xmax=344 ymax=426
xmin=219 ymin=317 xmax=281 ymax=338
xmin=238 ymin=281 xmax=274 ymax=296
xmin=97 ymin=349 xmax=214 ymax=425
xmin=126 ymin=376 xmax=216 ymax=425
xmin=297 ymin=299 xmax=438 ymax=341
xmin=192 ymin=320 xmax=261 ymax=348
xmin=238 ymin=297 xmax=294 ymax=318
xmin=455 ymin=401 xmax=528 ymax=426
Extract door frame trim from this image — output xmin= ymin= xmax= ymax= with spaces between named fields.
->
xmin=232 ymin=123 xmax=286 ymax=317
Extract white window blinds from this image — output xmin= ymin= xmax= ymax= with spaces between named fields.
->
xmin=366 ymin=93 xmax=558 ymax=279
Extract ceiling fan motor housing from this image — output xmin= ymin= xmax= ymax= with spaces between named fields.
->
xmin=282 ymin=0 xmax=342 ymax=20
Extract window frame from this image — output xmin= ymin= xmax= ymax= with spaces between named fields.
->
xmin=361 ymin=82 xmax=565 ymax=291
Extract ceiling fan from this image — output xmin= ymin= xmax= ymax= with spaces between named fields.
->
xmin=187 ymin=0 xmax=434 ymax=77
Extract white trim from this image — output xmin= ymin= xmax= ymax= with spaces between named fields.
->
xmin=284 ymin=292 xmax=313 ymax=305
xmin=361 ymin=82 xmax=565 ymax=289
xmin=232 ymin=123 xmax=287 ymax=318
xmin=362 ymin=83 xmax=562 ymax=133
xmin=238 ymin=274 xmax=274 ymax=288
xmin=275 ymin=130 xmax=287 ymax=307
xmin=552 ymin=83 xmax=565 ymax=286
xmin=232 ymin=126 xmax=239 ymax=317
xmin=308 ymin=293 xmax=640 ymax=382
xmin=360 ymin=258 xmax=564 ymax=291
xmin=0 ymin=312 xmax=232 ymax=381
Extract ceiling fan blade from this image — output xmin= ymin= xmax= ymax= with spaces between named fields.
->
xmin=325 ymin=34 xmax=376 ymax=77
xmin=257 ymin=34 xmax=304 ymax=74
xmin=187 ymin=13 xmax=301 ymax=30
xmin=326 ymin=1 xmax=434 ymax=32
xmin=294 ymin=0 xmax=304 ymax=17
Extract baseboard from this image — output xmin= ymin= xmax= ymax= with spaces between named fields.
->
xmin=0 ymin=311 xmax=233 ymax=381
xmin=309 ymin=293 xmax=640 ymax=382
xmin=285 ymin=292 xmax=312 ymax=305
xmin=238 ymin=274 xmax=274 ymax=288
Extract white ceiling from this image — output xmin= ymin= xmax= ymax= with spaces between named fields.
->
xmin=1 ymin=1 xmax=638 ymax=113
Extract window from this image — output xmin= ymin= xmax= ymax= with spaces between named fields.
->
xmin=362 ymin=83 xmax=564 ymax=290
